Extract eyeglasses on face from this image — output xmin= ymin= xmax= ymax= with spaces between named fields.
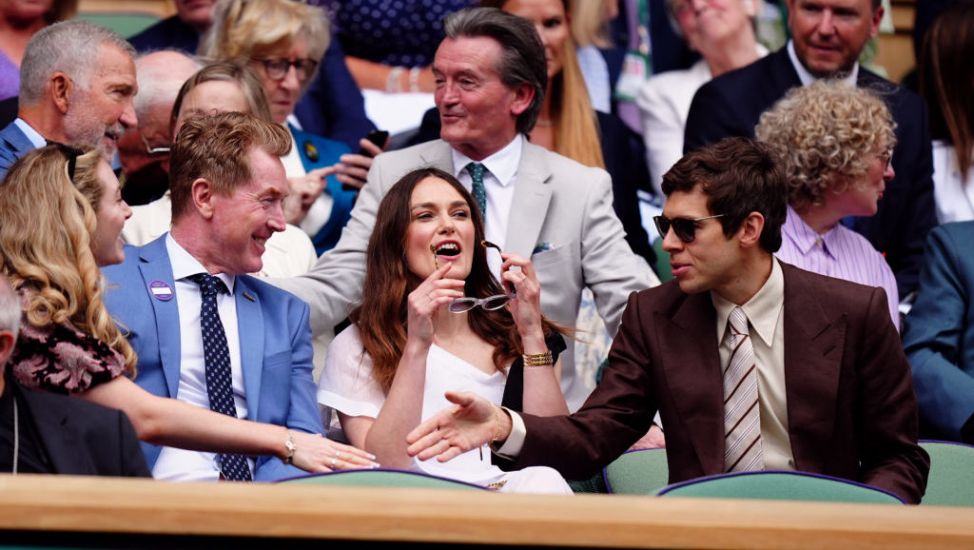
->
xmin=141 ymin=134 xmax=171 ymax=156
xmin=877 ymin=147 xmax=893 ymax=170
xmin=252 ymin=57 xmax=318 ymax=82
xmin=653 ymin=213 xmax=726 ymax=243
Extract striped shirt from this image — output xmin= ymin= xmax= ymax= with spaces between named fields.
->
xmin=775 ymin=207 xmax=900 ymax=330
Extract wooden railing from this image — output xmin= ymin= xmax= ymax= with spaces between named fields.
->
xmin=1 ymin=474 xmax=972 ymax=548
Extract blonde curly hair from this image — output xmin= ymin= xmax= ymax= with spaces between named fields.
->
xmin=755 ymin=81 xmax=896 ymax=210
xmin=0 ymin=146 xmax=137 ymax=373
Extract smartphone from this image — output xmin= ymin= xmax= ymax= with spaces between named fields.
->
xmin=343 ymin=130 xmax=390 ymax=191
xmin=358 ymin=129 xmax=389 ymax=155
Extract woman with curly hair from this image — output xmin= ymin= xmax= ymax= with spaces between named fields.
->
xmin=756 ymin=81 xmax=900 ymax=327
xmin=318 ymin=167 xmax=572 ymax=493
xmin=0 ymin=145 xmax=374 ymax=474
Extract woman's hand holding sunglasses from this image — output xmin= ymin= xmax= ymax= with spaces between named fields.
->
xmin=406 ymin=263 xmax=465 ymax=345
xmin=500 ymin=254 xmax=545 ymax=347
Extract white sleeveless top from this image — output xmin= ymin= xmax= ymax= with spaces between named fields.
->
xmin=318 ymin=325 xmax=509 ymax=483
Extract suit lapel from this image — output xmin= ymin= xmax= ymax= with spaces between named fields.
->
xmin=18 ymin=389 xmax=95 ymax=475
xmin=656 ymin=293 xmax=725 ymax=474
xmin=235 ymin=277 xmax=264 ymax=420
xmin=419 ymin=140 xmax=455 ymax=173
xmin=504 ymin=141 xmax=552 ymax=257
xmin=768 ymin=48 xmax=802 ymax=92
xmin=1 ymin=123 xmax=37 ymax=159
xmin=780 ymin=265 xmax=845 ymax=472
xmin=138 ymin=238 xmax=182 ymax=398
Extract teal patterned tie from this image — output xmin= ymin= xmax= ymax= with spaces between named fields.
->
xmin=466 ymin=162 xmax=487 ymax=218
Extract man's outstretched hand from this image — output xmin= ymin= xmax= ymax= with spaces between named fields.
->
xmin=406 ymin=391 xmax=512 ymax=462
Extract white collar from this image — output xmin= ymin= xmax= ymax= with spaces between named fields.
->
xmin=786 ymin=40 xmax=859 ymax=87
xmin=165 ymin=233 xmax=236 ymax=292
xmin=13 ymin=118 xmax=46 ymax=149
xmin=450 ymin=134 xmax=523 ymax=187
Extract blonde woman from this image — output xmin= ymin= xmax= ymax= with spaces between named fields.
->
xmin=200 ymin=0 xmax=360 ymax=254
xmin=0 ymin=145 xmax=375 ymax=475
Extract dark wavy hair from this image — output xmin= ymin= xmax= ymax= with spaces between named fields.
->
xmin=662 ymin=137 xmax=788 ymax=253
xmin=350 ymin=167 xmax=559 ymax=393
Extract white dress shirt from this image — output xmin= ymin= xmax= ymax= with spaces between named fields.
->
xmin=451 ymin=134 xmax=523 ymax=276
xmin=787 ymin=40 xmax=859 ymax=87
xmin=152 ymin=234 xmax=253 ymax=481
xmin=932 ymin=140 xmax=974 ymax=224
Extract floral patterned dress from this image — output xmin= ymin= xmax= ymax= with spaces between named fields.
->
xmin=10 ymin=290 xmax=126 ymax=394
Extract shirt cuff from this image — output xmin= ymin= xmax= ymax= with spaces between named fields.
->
xmin=493 ymin=407 xmax=526 ymax=458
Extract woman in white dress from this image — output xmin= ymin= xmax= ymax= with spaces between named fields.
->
xmin=318 ymin=167 xmax=572 ymax=493
xmin=919 ymin=2 xmax=974 ymax=223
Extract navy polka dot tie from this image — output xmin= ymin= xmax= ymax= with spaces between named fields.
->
xmin=466 ymin=162 xmax=487 ymax=220
xmin=189 ymin=273 xmax=252 ymax=482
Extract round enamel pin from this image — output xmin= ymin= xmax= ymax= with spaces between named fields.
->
xmin=149 ymin=280 xmax=174 ymax=301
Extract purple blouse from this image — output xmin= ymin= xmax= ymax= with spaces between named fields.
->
xmin=775 ymin=207 xmax=900 ymax=329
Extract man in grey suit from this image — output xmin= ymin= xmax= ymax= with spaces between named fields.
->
xmin=276 ymin=7 xmax=658 ymax=411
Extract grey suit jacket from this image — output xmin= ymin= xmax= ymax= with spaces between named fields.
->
xmin=276 ymin=138 xmax=658 ymax=410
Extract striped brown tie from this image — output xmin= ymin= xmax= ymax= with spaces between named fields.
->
xmin=723 ymin=306 xmax=764 ymax=472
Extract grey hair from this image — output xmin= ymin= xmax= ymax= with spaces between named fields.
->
xmin=443 ymin=7 xmax=547 ymax=134
xmin=134 ymin=50 xmax=203 ymax=122
xmin=0 ymin=275 xmax=20 ymax=336
xmin=19 ymin=20 xmax=136 ymax=105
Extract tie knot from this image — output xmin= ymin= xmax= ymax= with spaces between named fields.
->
xmin=189 ymin=273 xmax=227 ymax=297
xmin=466 ymin=162 xmax=485 ymax=181
xmin=729 ymin=306 xmax=749 ymax=336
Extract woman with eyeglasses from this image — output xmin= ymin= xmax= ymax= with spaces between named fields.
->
xmin=755 ymin=81 xmax=900 ymax=328
xmin=199 ymin=0 xmax=357 ymax=255
xmin=0 ymin=144 xmax=376 ymax=474
xmin=317 ymin=167 xmax=572 ymax=493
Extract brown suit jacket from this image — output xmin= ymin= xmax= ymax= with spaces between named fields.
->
xmin=516 ymin=263 xmax=929 ymax=503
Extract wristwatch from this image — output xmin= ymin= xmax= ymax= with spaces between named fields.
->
xmin=284 ymin=431 xmax=296 ymax=464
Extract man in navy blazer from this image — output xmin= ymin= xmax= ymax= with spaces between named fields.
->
xmin=0 ymin=20 xmax=137 ymax=180
xmin=904 ymin=222 xmax=974 ymax=444
xmin=683 ymin=0 xmax=935 ymax=299
xmin=1 ymin=276 xmax=149 ymax=477
xmin=103 ymin=112 xmax=323 ymax=481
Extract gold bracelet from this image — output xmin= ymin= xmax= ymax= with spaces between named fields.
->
xmin=522 ymin=350 xmax=553 ymax=367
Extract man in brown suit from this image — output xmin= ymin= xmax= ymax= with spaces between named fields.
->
xmin=407 ymin=137 xmax=929 ymax=504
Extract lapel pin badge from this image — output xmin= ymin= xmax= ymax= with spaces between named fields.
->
xmin=303 ymin=140 xmax=319 ymax=163
xmin=243 ymin=291 xmax=257 ymax=302
xmin=149 ymin=280 xmax=174 ymax=301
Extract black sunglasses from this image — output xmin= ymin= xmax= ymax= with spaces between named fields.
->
xmin=48 ymin=141 xmax=85 ymax=183
xmin=653 ymin=213 xmax=726 ymax=243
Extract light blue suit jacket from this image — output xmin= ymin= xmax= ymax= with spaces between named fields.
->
xmin=103 ymin=235 xmax=323 ymax=480
xmin=0 ymin=120 xmax=36 ymax=180
xmin=904 ymin=221 xmax=974 ymax=441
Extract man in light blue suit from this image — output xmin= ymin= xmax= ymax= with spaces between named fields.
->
xmin=0 ymin=20 xmax=137 ymax=180
xmin=104 ymin=112 xmax=324 ymax=481
xmin=904 ymin=222 xmax=974 ymax=444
